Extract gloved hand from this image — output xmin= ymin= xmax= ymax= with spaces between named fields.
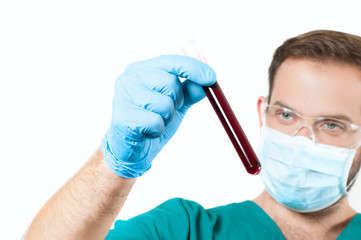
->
xmin=101 ymin=55 xmax=217 ymax=178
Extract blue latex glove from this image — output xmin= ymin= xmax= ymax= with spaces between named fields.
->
xmin=101 ymin=55 xmax=217 ymax=178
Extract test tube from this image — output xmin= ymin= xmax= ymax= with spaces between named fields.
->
xmin=180 ymin=37 xmax=261 ymax=175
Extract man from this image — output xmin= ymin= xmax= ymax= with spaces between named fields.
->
xmin=25 ymin=30 xmax=361 ymax=239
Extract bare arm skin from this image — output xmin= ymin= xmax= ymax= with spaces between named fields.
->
xmin=25 ymin=149 xmax=136 ymax=240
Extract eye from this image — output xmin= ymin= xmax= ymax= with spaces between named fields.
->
xmin=280 ymin=112 xmax=293 ymax=120
xmin=275 ymin=110 xmax=296 ymax=124
xmin=325 ymin=122 xmax=338 ymax=129
xmin=266 ymin=105 xmax=298 ymax=125
xmin=318 ymin=120 xmax=347 ymax=135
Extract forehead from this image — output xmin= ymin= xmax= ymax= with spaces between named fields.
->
xmin=271 ymin=58 xmax=361 ymax=123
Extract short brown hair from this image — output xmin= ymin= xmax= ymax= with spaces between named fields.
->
xmin=268 ymin=30 xmax=361 ymax=100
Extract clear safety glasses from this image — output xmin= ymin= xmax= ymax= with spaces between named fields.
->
xmin=261 ymin=99 xmax=361 ymax=149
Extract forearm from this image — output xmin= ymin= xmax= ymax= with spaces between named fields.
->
xmin=25 ymin=149 xmax=136 ymax=240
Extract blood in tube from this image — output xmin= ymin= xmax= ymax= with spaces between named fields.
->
xmin=204 ymin=82 xmax=261 ymax=175
xmin=180 ymin=37 xmax=261 ymax=175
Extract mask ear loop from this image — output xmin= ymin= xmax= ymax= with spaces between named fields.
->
xmin=346 ymin=171 xmax=359 ymax=193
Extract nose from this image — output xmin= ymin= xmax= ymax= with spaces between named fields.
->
xmin=294 ymin=126 xmax=314 ymax=141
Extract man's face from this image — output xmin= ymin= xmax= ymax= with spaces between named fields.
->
xmin=269 ymin=58 xmax=361 ymax=183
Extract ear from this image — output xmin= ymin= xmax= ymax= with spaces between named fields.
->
xmin=257 ymin=96 xmax=265 ymax=128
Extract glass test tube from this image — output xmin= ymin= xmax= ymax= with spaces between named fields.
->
xmin=180 ymin=37 xmax=261 ymax=175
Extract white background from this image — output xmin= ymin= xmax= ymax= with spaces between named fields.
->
xmin=1 ymin=0 xmax=361 ymax=239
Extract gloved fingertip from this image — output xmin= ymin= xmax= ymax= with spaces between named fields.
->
xmin=205 ymin=67 xmax=217 ymax=86
xmin=181 ymin=80 xmax=207 ymax=107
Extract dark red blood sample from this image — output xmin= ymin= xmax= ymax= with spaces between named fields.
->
xmin=203 ymin=82 xmax=261 ymax=175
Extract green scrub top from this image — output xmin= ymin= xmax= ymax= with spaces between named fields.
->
xmin=105 ymin=198 xmax=361 ymax=239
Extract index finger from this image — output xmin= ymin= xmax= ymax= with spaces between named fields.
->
xmin=139 ymin=55 xmax=217 ymax=86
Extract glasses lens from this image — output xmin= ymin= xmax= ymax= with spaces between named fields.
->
xmin=264 ymin=105 xmax=301 ymax=135
xmin=264 ymin=104 xmax=361 ymax=148
xmin=314 ymin=122 xmax=361 ymax=148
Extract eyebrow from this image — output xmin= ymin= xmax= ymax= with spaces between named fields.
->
xmin=271 ymin=100 xmax=354 ymax=123
xmin=272 ymin=101 xmax=295 ymax=111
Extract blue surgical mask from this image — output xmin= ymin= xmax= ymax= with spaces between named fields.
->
xmin=257 ymin=126 xmax=356 ymax=212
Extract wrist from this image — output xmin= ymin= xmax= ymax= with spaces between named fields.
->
xmin=101 ymin=134 xmax=151 ymax=178
xmin=92 ymin=148 xmax=137 ymax=188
